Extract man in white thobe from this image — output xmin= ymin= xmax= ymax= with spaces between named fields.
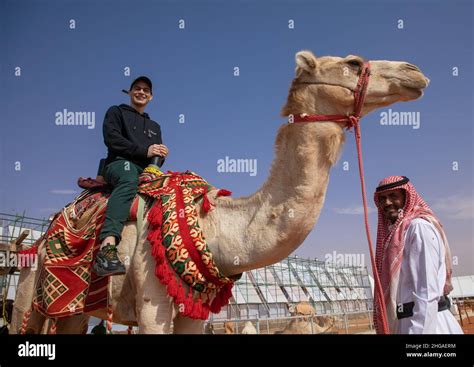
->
xmin=373 ymin=176 xmax=463 ymax=334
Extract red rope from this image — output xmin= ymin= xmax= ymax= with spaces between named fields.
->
xmin=48 ymin=318 xmax=57 ymax=334
xmin=19 ymin=309 xmax=32 ymax=335
xmin=353 ymin=120 xmax=389 ymax=334
xmin=106 ymin=305 xmax=113 ymax=334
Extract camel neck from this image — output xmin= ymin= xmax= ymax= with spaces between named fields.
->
xmin=206 ymin=121 xmax=345 ymax=275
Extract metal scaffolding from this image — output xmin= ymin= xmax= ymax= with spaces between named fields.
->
xmin=210 ymin=256 xmax=373 ymax=321
xmin=0 ymin=212 xmax=51 ymax=322
xmin=0 ymin=211 xmax=50 ymax=247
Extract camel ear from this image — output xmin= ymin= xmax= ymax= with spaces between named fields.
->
xmin=295 ymin=50 xmax=317 ymax=74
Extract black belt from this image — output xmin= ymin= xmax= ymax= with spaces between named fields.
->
xmin=396 ymin=296 xmax=451 ymax=320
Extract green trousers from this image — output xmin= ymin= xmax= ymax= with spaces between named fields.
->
xmin=99 ymin=159 xmax=143 ymax=244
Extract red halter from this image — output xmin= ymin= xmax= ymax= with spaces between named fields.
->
xmin=288 ymin=61 xmax=390 ymax=334
xmin=291 ymin=61 xmax=371 ymax=129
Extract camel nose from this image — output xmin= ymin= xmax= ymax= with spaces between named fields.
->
xmin=404 ymin=63 xmax=421 ymax=72
xmin=404 ymin=63 xmax=429 ymax=87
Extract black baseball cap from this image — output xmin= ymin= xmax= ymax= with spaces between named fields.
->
xmin=122 ymin=76 xmax=153 ymax=95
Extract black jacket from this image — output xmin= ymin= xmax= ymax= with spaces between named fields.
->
xmin=102 ymin=104 xmax=165 ymax=170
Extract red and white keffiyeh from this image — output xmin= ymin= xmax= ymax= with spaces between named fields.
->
xmin=373 ymin=176 xmax=453 ymax=334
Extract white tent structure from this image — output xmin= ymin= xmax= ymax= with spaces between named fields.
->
xmin=451 ymin=275 xmax=474 ymax=300
xmin=210 ymin=256 xmax=373 ymax=321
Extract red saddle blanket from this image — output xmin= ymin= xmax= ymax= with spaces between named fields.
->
xmin=31 ymin=189 xmax=111 ymax=317
xmin=27 ymin=170 xmax=234 ymax=320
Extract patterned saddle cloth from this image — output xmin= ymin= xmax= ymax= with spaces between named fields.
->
xmin=29 ymin=170 xmax=235 ymax=320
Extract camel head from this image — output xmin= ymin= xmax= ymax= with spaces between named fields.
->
xmin=281 ymin=50 xmax=429 ymax=117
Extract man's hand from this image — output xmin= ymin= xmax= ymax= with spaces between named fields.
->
xmin=147 ymin=144 xmax=169 ymax=158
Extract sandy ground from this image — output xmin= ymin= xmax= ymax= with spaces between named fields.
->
xmin=457 ymin=312 xmax=474 ymax=334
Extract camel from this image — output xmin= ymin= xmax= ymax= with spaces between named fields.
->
xmin=220 ymin=320 xmax=257 ymax=334
xmin=289 ymin=301 xmax=315 ymax=316
xmin=275 ymin=315 xmax=336 ymax=334
xmin=10 ymin=50 xmax=429 ymax=334
xmin=278 ymin=302 xmax=335 ymax=334
xmin=224 ymin=321 xmax=234 ymax=334
xmin=241 ymin=321 xmax=258 ymax=334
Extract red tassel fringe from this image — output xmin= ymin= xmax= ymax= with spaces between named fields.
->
xmin=209 ymin=283 xmax=234 ymax=314
xmin=217 ymin=189 xmax=232 ymax=197
xmin=147 ymin=192 xmax=234 ymax=320
xmin=202 ymin=194 xmax=212 ymax=213
xmin=202 ymin=189 xmax=232 ymax=213
xmin=147 ymin=199 xmax=210 ymax=320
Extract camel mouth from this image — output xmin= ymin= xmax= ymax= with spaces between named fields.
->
xmin=400 ymin=86 xmax=424 ymax=100
xmin=399 ymin=74 xmax=429 ymax=99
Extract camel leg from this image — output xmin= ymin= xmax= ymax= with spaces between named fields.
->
xmin=172 ymin=315 xmax=204 ymax=334
xmin=12 ymin=309 xmax=46 ymax=334
xmin=55 ymin=314 xmax=90 ymax=334
xmin=9 ymin=306 xmax=26 ymax=334
xmin=134 ymin=244 xmax=177 ymax=334
xmin=27 ymin=310 xmax=46 ymax=334
xmin=136 ymin=282 xmax=176 ymax=334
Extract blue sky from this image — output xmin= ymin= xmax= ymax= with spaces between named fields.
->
xmin=1 ymin=0 xmax=472 ymax=275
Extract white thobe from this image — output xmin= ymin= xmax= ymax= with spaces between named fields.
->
xmin=396 ymin=218 xmax=463 ymax=334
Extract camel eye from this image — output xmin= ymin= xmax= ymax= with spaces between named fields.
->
xmin=347 ymin=59 xmax=361 ymax=67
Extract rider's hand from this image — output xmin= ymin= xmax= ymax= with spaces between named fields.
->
xmin=157 ymin=144 xmax=169 ymax=158
xmin=147 ymin=144 xmax=169 ymax=158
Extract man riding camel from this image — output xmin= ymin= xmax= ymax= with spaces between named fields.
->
xmin=373 ymin=176 xmax=463 ymax=334
xmin=93 ymin=76 xmax=169 ymax=277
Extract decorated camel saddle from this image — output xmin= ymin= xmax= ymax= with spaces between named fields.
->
xmin=22 ymin=168 xmax=235 ymax=321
